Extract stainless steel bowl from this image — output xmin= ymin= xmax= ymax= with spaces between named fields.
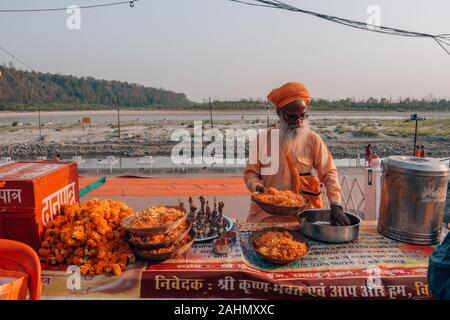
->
xmin=222 ymin=231 xmax=237 ymax=244
xmin=213 ymin=238 xmax=232 ymax=255
xmin=297 ymin=209 xmax=361 ymax=243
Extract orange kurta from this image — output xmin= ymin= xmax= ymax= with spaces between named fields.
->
xmin=243 ymin=127 xmax=342 ymax=223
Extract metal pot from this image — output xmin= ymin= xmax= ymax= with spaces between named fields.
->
xmin=297 ymin=209 xmax=361 ymax=243
xmin=378 ymin=156 xmax=449 ymax=245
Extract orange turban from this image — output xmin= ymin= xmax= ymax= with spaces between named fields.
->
xmin=267 ymin=82 xmax=311 ymax=108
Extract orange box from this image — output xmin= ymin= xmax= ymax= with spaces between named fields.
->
xmin=0 ymin=161 xmax=79 ymax=251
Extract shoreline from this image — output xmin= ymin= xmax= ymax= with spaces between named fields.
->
xmin=2 ymin=110 xmax=449 ymax=160
xmin=1 ymin=109 xmax=449 ymax=118
xmin=2 ymin=135 xmax=448 ymax=159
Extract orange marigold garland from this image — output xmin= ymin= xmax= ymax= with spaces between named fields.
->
xmin=38 ymin=199 xmax=136 ymax=277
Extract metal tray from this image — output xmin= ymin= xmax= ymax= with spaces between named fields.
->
xmin=194 ymin=215 xmax=234 ymax=243
xmin=133 ymin=229 xmax=196 ymax=262
xmin=128 ymin=221 xmax=191 ymax=250
xmin=297 ymin=208 xmax=361 ymax=243
xmin=121 ymin=205 xmax=187 ymax=237
xmin=252 ymin=194 xmax=311 ymax=216
xmin=249 ymin=227 xmax=310 ymax=265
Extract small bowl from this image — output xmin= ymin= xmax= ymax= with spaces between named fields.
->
xmin=213 ymin=238 xmax=231 ymax=255
xmin=222 ymin=231 xmax=237 ymax=244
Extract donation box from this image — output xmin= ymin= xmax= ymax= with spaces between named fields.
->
xmin=0 ymin=161 xmax=79 ymax=251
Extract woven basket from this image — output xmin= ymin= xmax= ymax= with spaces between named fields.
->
xmin=252 ymin=196 xmax=311 ymax=216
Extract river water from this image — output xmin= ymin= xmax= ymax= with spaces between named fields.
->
xmin=1 ymin=110 xmax=448 ymax=125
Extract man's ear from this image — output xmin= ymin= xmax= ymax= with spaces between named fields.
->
xmin=275 ymin=108 xmax=281 ymax=118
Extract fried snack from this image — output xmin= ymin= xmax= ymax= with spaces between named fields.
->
xmin=129 ymin=220 xmax=189 ymax=245
xmin=130 ymin=207 xmax=185 ymax=229
xmin=38 ymin=199 xmax=136 ymax=277
xmin=253 ymin=187 xmax=306 ymax=207
xmin=140 ymin=234 xmax=193 ymax=255
xmin=254 ymin=231 xmax=307 ymax=260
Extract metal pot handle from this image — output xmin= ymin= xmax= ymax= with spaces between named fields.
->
xmin=298 ymin=216 xmax=307 ymax=230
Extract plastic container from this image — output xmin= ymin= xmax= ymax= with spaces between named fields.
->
xmin=0 ymin=161 xmax=79 ymax=250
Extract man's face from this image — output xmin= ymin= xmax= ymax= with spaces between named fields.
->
xmin=278 ymin=99 xmax=308 ymax=129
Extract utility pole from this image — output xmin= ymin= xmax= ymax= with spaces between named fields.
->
xmin=410 ymin=114 xmax=425 ymax=156
xmin=209 ymin=98 xmax=213 ymax=129
xmin=38 ymin=105 xmax=41 ymax=139
xmin=117 ymin=95 xmax=121 ymax=140
xmin=266 ymin=101 xmax=270 ymax=128
xmin=30 ymin=82 xmax=41 ymax=139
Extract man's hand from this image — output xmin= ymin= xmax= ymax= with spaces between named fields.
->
xmin=330 ymin=204 xmax=352 ymax=226
xmin=255 ymin=185 xmax=266 ymax=193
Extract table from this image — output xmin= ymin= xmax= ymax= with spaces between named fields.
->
xmin=41 ymin=222 xmax=435 ymax=300
xmin=96 ymin=157 xmax=119 ymax=174
xmin=0 ymin=157 xmax=12 ymax=166
xmin=136 ymin=156 xmax=155 ymax=174
xmin=71 ymin=156 xmax=86 ymax=167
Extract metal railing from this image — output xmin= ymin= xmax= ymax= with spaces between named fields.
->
xmin=322 ymin=175 xmax=366 ymax=219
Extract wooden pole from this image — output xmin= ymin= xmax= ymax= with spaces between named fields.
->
xmin=209 ymin=98 xmax=213 ymax=129
xmin=117 ymin=95 xmax=121 ymax=139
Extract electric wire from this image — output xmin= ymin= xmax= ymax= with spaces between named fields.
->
xmin=0 ymin=0 xmax=138 ymax=13
xmin=0 ymin=44 xmax=34 ymax=71
xmin=229 ymin=0 xmax=450 ymax=55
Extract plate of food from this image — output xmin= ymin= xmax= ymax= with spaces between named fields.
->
xmin=128 ymin=220 xmax=191 ymax=250
xmin=252 ymin=187 xmax=311 ymax=216
xmin=133 ymin=229 xmax=196 ymax=262
xmin=121 ymin=205 xmax=187 ymax=236
xmin=249 ymin=227 xmax=310 ymax=265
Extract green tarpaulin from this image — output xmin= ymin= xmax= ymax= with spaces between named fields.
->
xmin=79 ymin=176 xmax=106 ymax=197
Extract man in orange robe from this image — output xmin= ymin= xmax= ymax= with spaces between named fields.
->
xmin=243 ymin=82 xmax=351 ymax=225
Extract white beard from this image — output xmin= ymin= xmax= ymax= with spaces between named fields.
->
xmin=279 ymin=118 xmax=310 ymax=156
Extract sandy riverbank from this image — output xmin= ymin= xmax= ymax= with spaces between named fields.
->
xmin=1 ymin=110 xmax=449 ymax=159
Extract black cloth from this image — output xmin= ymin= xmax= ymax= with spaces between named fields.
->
xmin=427 ymin=231 xmax=450 ymax=299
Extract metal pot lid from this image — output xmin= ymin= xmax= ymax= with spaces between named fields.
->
xmin=383 ymin=155 xmax=449 ymax=173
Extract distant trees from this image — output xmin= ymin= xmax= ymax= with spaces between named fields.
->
xmin=193 ymin=98 xmax=450 ymax=111
xmin=0 ymin=65 xmax=449 ymax=112
xmin=309 ymin=97 xmax=450 ymax=111
xmin=0 ymin=65 xmax=192 ymax=110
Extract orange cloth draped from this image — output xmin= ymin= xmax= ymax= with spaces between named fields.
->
xmin=298 ymin=175 xmax=324 ymax=209
xmin=285 ymin=153 xmax=300 ymax=194
xmin=285 ymin=152 xmax=324 ymax=210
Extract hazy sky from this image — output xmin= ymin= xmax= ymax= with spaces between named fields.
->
xmin=1 ymin=0 xmax=449 ymax=102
